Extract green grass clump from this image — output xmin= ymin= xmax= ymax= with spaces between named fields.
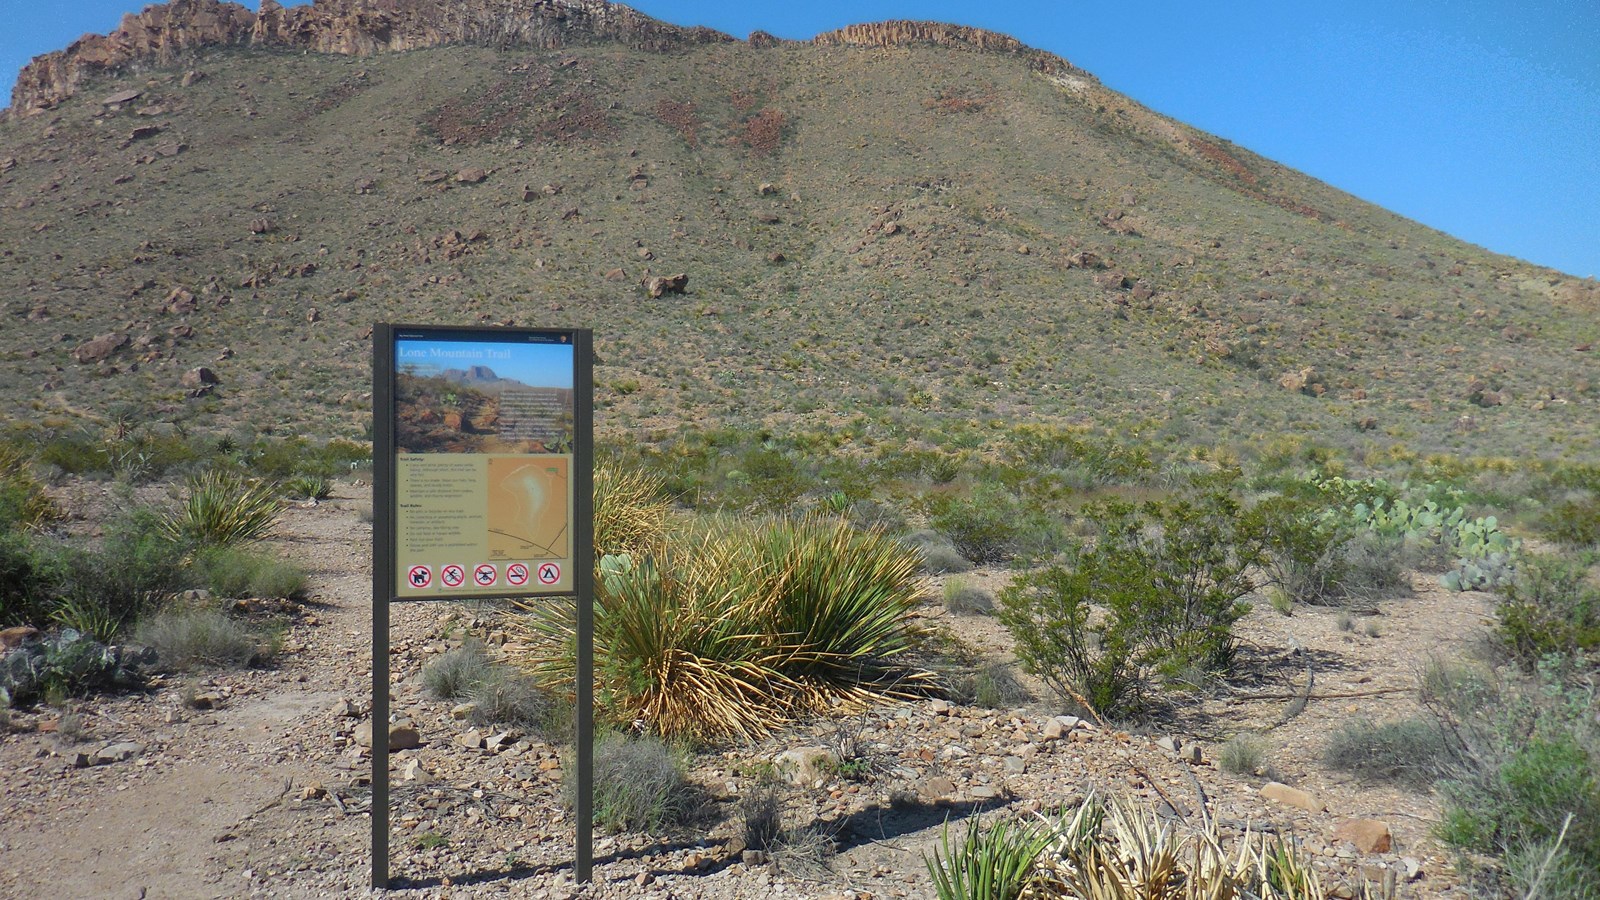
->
xmin=420 ymin=640 xmax=494 ymax=701
xmin=135 ymin=607 xmax=263 ymax=671
xmin=1218 ymin=733 xmax=1268 ymax=776
xmin=566 ymin=732 xmax=695 ymax=833
xmin=942 ymin=578 xmax=994 ymax=615
xmin=925 ymin=814 xmax=1051 ymax=900
xmin=162 ymin=469 xmax=281 ymax=547
xmin=1322 ymin=717 xmax=1455 ymax=789
xmin=193 ymin=546 xmax=308 ymax=599
xmin=518 ymin=516 xmax=932 ymax=742
xmin=282 ymin=474 xmax=333 ymax=502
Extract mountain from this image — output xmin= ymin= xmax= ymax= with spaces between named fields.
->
xmin=2 ymin=0 xmax=1596 ymax=461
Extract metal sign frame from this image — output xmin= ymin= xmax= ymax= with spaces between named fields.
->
xmin=372 ymin=323 xmax=594 ymax=888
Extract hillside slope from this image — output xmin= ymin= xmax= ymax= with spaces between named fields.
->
xmin=2 ymin=1 xmax=1596 ymax=460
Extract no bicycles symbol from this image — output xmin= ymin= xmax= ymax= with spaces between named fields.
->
xmin=537 ymin=562 xmax=561 ymax=585
xmin=440 ymin=564 xmax=466 ymax=589
xmin=506 ymin=563 xmax=530 ymax=586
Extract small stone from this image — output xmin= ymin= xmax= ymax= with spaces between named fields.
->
xmin=450 ymin=703 xmax=477 ymax=720
xmin=1260 ymin=781 xmax=1324 ymax=813
xmin=635 ymin=872 xmax=653 ymax=887
xmin=1003 ymin=756 xmax=1026 ymax=775
xmin=96 ymin=742 xmax=144 ymax=765
xmin=774 ymin=746 xmax=838 ymax=785
xmin=455 ymin=167 xmax=488 ymax=184
xmin=742 ymin=849 xmax=767 ymax=866
xmin=1156 ymin=736 xmax=1180 ymax=753
xmin=919 ymin=776 xmax=957 ymax=799
xmin=1334 ymin=818 xmax=1393 ymax=854
xmin=459 ymin=729 xmax=484 ymax=750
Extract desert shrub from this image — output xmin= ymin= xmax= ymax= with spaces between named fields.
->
xmin=728 ymin=445 xmax=808 ymax=512
xmin=903 ymin=530 xmax=973 ymax=575
xmin=925 ymin=813 xmax=1050 ymax=900
xmin=135 ymin=607 xmax=262 ymax=671
xmin=942 ymin=578 xmax=994 ymax=615
xmin=192 ymin=546 xmax=307 ymax=599
xmin=517 ymin=516 xmax=931 ymax=741
xmin=566 ymin=732 xmax=694 ymax=833
xmin=928 ymin=484 xmax=1045 ymax=564
xmin=1218 ymin=733 xmax=1268 ymax=776
xmin=1001 ymin=485 xmax=1260 ymax=719
xmin=420 ymin=640 xmax=493 ymax=701
xmin=740 ymin=768 xmax=786 ymax=852
xmin=466 ymin=667 xmax=556 ymax=731
xmin=0 ymin=532 xmax=58 ymax=629
xmin=593 ymin=461 xmax=672 ymax=558
xmin=162 ymin=469 xmax=281 ymax=547
xmin=1542 ymin=493 xmax=1600 ymax=548
xmin=1495 ymin=554 xmax=1600 ymax=670
xmin=1323 ymin=717 xmax=1457 ymax=789
xmin=47 ymin=509 xmax=188 ymax=638
xmin=0 ymin=446 xmax=61 ymax=532
xmin=948 ymin=662 xmax=1030 ymax=709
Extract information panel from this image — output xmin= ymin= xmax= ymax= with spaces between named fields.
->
xmin=382 ymin=325 xmax=586 ymax=599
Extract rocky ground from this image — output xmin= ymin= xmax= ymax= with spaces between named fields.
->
xmin=0 ymin=481 xmax=1494 ymax=899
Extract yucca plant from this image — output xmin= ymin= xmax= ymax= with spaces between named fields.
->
xmin=513 ymin=515 xmax=933 ymax=741
xmin=925 ymin=814 xmax=1051 ymax=900
xmin=593 ymin=461 xmax=673 ymax=558
xmin=162 ymin=469 xmax=281 ymax=547
xmin=282 ymin=474 xmax=333 ymax=502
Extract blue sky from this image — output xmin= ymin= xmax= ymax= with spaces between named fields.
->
xmin=397 ymin=337 xmax=574 ymax=388
xmin=4 ymin=0 xmax=1596 ymax=277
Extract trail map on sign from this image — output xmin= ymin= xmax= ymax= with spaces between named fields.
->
xmin=487 ymin=457 xmax=570 ymax=559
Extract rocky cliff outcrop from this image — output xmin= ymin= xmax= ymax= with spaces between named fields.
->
xmin=811 ymin=20 xmax=1090 ymax=79
xmin=9 ymin=0 xmax=732 ymax=115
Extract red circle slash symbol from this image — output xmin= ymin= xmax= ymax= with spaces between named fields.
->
xmin=407 ymin=565 xmax=432 ymax=589
xmin=473 ymin=563 xmax=498 ymax=587
xmin=440 ymin=564 xmax=465 ymax=588
xmin=506 ymin=563 xmax=530 ymax=586
xmin=537 ymin=563 xmax=561 ymax=585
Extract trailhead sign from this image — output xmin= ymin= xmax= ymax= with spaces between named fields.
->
xmin=389 ymin=327 xmax=578 ymax=598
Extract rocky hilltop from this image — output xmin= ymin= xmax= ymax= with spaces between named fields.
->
xmin=7 ymin=0 xmax=1104 ymax=117
xmin=8 ymin=0 xmax=735 ymax=116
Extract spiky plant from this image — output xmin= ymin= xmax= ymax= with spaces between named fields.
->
xmin=925 ymin=814 xmax=1052 ymax=900
xmin=162 ymin=469 xmax=281 ymax=547
xmin=513 ymin=515 xmax=932 ymax=741
xmin=593 ymin=461 xmax=673 ymax=558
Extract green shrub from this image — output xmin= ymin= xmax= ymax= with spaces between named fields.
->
xmin=0 ymin=532 xmax=58 ymax=629
xmin=0 ymin=446 xmax=61 ymax=532
xmin=519 ymin=516 xmax=932 ymax=741
xmin=1495 ymin=554 xmax=1600 ymax=670
xmin=162 ymin=469 xmax=281 ymax=547
xmin=1322 ymin=717 xmax=1456 ymax=789
xmin=135 ymin=607 xmax=262 ymax=671
xmin=193 ymin=546 xmax=307 ymax=599
xmin=1541 ymin=494 xmax=1600 ymax=548
xmin=928 ymin=484 xmax=1060 ymax=564
xmin=567 ymin=732 xmax=695 ymax=833
xmin=1000 ymin=485 xmax=1260 ymax=719
xmin=47 ymin=509 xmax=188 ymax=638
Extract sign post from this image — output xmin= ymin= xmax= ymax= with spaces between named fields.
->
xmin=372 ymin=324 xmax=593 ymax=888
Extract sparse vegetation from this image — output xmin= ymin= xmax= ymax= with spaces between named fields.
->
xmin=135 ymin=607 xmax=263 ymax=671
xmin=567 ymin=732 xmax=696 ymax=833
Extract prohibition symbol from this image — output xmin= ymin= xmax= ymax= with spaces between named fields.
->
xmin=506 ymin=563 xmax=530 ymax=586
xmin=440 ymin=564 xmax=466 ymax=589
xmin=537 ymin=562 xmax=562 ymax=585
xmin=406 ymin=565 xmax=432 ymax=589
xmin=473 ymin=563 xmax=498 ymax=587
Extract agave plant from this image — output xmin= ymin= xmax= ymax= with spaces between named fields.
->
xmin=162 ymin=469 xmax=282 ymax=547
xmin=925 ymin=814 xmax=1052 ymax=900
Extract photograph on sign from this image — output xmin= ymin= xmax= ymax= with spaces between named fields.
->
xmin=391 ymin=330 xmax=576 ymax=598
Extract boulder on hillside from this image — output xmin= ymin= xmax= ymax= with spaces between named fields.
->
xmin=71 ymin=332 xmax=129 ymax=364
xmin=645 ymin=273 xmax=688 ymax=298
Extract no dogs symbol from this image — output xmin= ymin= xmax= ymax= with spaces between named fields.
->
xmin=537 ymin=563 xmax=561 ymax=585
xmin=406 ymin=565 xmax=432 ymax=589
